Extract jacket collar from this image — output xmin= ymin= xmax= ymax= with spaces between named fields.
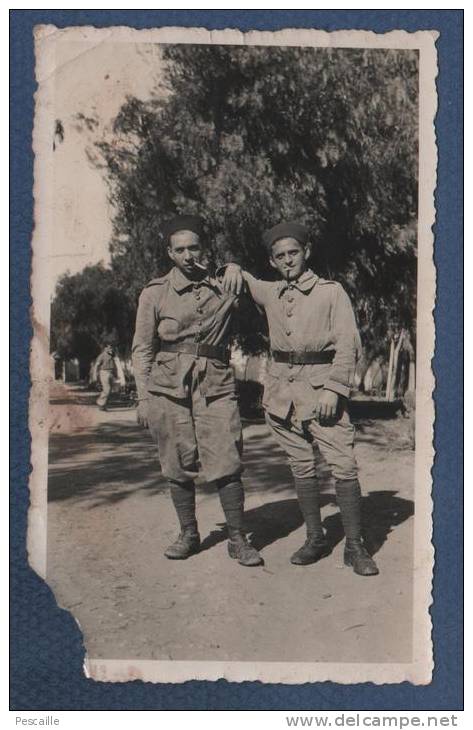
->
xmin=171 ymin=267 xmax=219 ymax=294
xmin=277 ymin=269 xmax=319 ymax=297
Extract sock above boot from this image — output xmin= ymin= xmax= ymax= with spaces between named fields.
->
xmin=335 ymin=478 xmax=362 ymax=544
xmin=169 ymin=480 xmax=198 ymax=533
xmin=216 ymin=476 xmax=244 ymax=534
xmin=294 ymin=477 xmax=324 ymax=539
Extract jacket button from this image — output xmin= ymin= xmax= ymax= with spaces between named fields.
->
xmin=288 ymin=376 xmax=294 ymax=382
xmin=288 ymin=363 xmax=293 ymax=369
xmin=286 ymin=330 xmax=292 ymax=336
xmin=287 ymin=311 xmax=293 ymax=317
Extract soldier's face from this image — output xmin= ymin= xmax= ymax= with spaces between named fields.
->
xmin=270 ymin=238 xmax=310 ymax=280
xmin=168 ymin=231 xmax=204 ymax=274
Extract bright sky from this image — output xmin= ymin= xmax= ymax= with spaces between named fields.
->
xmin=51 ymin=41 xmax=163 ymax=290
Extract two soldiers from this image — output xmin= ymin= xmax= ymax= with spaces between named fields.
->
xmin=132 ymin=215 xmax=379 ymax=576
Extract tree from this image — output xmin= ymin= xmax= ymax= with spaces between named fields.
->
xmin=93 ymin=45 xmax=418 ymax=359
xmin=51 ymin=264 xmax=135 ymax=373
xmin=56 ymin=45 xmax=418 ymax=370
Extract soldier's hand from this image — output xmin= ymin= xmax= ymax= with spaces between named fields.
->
xmin=315 ymin=389 xmax=339 ymax=424
xmin=136 ymin=400 xmax=150 ymax=429
xmin=221 ymin=263 xmax=243 ymax=295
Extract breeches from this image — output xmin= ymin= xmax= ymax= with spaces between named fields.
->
xmin=97 ymin=371 xmax=113 ymax=406
xmin=148 ymin=388 xmax=243 ymax=483
xmin=266 ymin=398 xmax=358 ymax=481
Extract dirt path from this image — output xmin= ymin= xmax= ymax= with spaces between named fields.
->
xmin=46 ymin=383 xmax=415 ymax=663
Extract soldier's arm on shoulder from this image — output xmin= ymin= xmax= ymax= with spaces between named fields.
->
xmin=239 ymin=270 xmax=273 ymax=308
xmin=132 ymin=284 xmax=160 ymax=401
xmin=217 ymin=263 xmax=272 ymax=307
xmin=324 ymin=283 xmax=360 ymax=398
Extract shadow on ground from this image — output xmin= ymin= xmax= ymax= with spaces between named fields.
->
xmin=198 ymin=490 xmax=413 ymax=556
xmin=48 ymin=390 xmax=413 ymax=574
xmin=48 ymin=399 xmax=414 ymax=565
xmin=48 ymin=421 xmax=163 ymax=505
xmin=48 ymin=420 xmax=302 ymax=505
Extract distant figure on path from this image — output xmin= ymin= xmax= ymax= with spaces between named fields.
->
xmin=95 ymin=343 xmax=117 ymax=411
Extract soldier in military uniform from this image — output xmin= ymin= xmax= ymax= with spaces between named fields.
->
xmin=222 ymin=221 xmax=379 ymax=576
xmin=132 ymin=215 xmax=263 ymax=567
xmin=95 ymin=342 xmax=117 ymax=411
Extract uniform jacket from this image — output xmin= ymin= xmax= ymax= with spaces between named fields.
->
xmin=95 ymin=350 xmax=116 ymax=373
xmin=243 ymin=269 xmax=361 ymax=420
xmin=132 ymin=267 xmax=238 ymax=401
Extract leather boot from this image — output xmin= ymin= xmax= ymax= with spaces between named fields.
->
xmin=164 ymin=527 xmax=201 ymax=560
xmin=292 ymin=476 xmax=328 ymax=565
xmin=290 ymin=533 xmax=331 ymax=565
xmin=165 ymin=480 xmax=199 ymax=559
xmin=335 ymin=479 xmax=379 ymax=575
xmin=227 ymin=528 xmax=263 ymax=566
xmin=344 ymin=540 xmax=379 ymax=576
xmin=216 ymin=477 xmax=263 ymax=566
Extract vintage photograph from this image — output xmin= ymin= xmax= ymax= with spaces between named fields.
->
xmin=29 ymin=26 xmax=437 ymax=684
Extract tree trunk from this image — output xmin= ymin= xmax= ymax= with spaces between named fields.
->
xmin=392 ymin=329 xmax=406 ymax=398
xmin=386 ymin=339 xmax=395 ymax=401
xmin=407 ymin=359 xmax=416 ymax=393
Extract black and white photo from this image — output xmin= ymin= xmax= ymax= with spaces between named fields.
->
xmin=29 ymin=25 xmax=438 ymax=685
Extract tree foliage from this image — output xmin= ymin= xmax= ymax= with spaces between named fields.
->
xmin=53 ymin=45 xmax=418 ymax=362
xmin=51 ymin=264 xmax=135 ymax=367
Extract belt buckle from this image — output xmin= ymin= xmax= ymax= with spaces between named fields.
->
xmin=288 ymin=351 xmax=295 ymax=365
xmin=195 ymin=343 xmax=203 ymax=358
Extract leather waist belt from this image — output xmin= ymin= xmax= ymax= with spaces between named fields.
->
xmin=159 ymin=342 xmax=229 ymax=364
xmin=271 ymin=350 xmax=335 ymax=365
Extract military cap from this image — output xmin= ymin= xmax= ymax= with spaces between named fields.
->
xmin=263 ymin=221 xmax=309 ymax=251
xmin=163 ymin=214 xmax=204 ymax=244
